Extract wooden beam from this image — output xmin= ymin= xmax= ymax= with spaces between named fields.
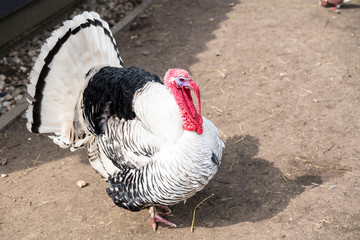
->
xmin=111 ymin=0 xmax=152 ymax=34
xmin=0 ymin=0 xmax=81 ymax=53
xmin=0 ymin=101 xmax=28 ymax=131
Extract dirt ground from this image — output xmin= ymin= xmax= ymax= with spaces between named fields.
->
xmin=1 ymin=0 xmax=360 ymax=239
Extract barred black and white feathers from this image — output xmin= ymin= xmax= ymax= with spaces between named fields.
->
xmin=26 ymin=11 xmax=224 ymax=215
xmin=105 ymin=117 xmax=223 ymax=211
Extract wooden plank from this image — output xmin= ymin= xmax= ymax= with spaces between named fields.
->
xmin=0 ymin=101 xmax=28 ymax=131
xmin=0 ymin=0 xmax=35 ymax=19
xmin=111 ymin=0 xmax=152 ymax=33
xmin=0 ymin=0 xmax=152 ymax=131
xmin=0 ymin=0 xmax=81 ymax=56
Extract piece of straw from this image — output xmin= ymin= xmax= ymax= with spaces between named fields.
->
xmin=190 ymin=194 xmax=215 ymax=232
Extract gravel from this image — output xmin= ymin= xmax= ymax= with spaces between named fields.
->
xmin=0 ymin=0 xmax=142 ymax=117
xmin=76 ymin=180 xmax=88 ymax=188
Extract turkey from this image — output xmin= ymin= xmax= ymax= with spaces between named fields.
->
xmin=26 ymin=11 xmax=224 ymax=231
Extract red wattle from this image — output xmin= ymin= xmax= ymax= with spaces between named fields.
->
xmin=164 ymin=68 xmax=203 ymax=135
xmin=179 ymin=88 xmax=203 ymax=134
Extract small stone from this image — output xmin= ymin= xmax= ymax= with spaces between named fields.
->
xmin=28 ymin=50 xmax=36 ymax=57
xmin=108 ymin=19 xmax=116 ymax=26
xmin=19 ymin=66 xmax=27 ymax=73
xmin=330 ymin=185 xmax=337 ymax=189
xmin=14 ymin=94 xmax=23 ymax=102
xmin=142 ymin=50 xmax=150 ymax=56
xmin=279 ymin=72 xmax=287 ymax=78
xmin=9 ymin=51 xmax=17 ymax=57
xmin=1 ymin=173 xmax=8 ymax=178
xmin=4 ymin=94 xmax=13 ymax=101
xmin=134 ymin=40 xmax=142 ymax=47
xmin=139 ymin=14 xmax=147 ymax=19
xmin=2 ymin=101 xmax=11 ymax=107
xmin=131 ymin=21 xmax=138 ymax=28
xmin=77 ymin=180 xmax=88 ymax=188
xmin=209 ymin=18 xmax=215 ymax=22
xmin=13 ymin=56 xmax=21 ymax=64
xmin=0 ymin=157 xmax=8 ymax=165
xmin=0 ymin=74 xmax=6 ymax=82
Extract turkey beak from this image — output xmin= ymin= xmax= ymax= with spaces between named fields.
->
xmin=187 ymin=80 xmax=201 ymax=116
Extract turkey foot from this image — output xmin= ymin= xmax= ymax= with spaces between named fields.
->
xmin=149 ymin=206 xmax=177 ymax=231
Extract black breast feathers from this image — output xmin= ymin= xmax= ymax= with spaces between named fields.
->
xmin=82 ymin=66 xmax=162 ymax=135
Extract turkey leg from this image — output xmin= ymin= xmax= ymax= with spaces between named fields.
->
xmin=149 ymin=205 xmax=177 ymax=231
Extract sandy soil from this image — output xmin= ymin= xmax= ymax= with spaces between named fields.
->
xmin=1 ymin=0 xmax=360 ymax=239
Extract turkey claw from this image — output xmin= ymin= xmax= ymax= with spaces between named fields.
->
xmin=149 ymin=206 xmax=177 ymax=231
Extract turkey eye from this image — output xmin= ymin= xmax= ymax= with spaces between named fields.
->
xmin=178 ymin=77 xmax=185 ymax=82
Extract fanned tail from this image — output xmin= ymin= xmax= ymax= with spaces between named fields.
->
xmin=26 ymin=11 xmax=123 ymax=150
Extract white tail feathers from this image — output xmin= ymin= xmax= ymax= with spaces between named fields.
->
xmin=26 ymin=11 xmax=123 ymax=151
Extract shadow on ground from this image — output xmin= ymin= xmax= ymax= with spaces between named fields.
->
xmin=331 ymin=4 xmax=360 ymax=9
xmin=170 ymin=135 xmax=322 ymax=228
xmin=0 ymin=118 xmax=86 ymax=174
